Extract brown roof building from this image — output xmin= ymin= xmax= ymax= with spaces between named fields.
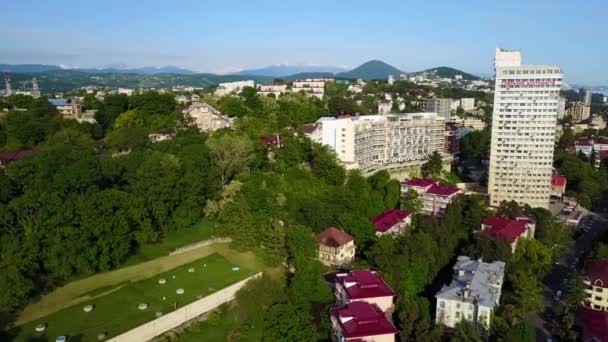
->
xmin=316 ymin=227 xmax=355 ymax=266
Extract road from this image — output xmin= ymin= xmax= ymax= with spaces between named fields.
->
xmin=533 ymin=212 xmax=608 ymax=340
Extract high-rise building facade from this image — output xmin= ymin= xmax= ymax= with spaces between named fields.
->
xmin=488 ymin=48 xmax=563 ymax=209
xmin=424 ymin=98 xmax=453 ymax=118
xmin=307 ymin=113 xmax=445 ymax=175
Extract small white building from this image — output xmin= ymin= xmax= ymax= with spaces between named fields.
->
xmin=387 ymin=75 xmax=395 ymax=85
xmin=118 ymin=86 xmax=134 ymax=96
xmin=378 ymin=100 xmax=392 ymax=115
xmin=257 ymin=84 xmax=287 ymax=97
xmin=291 ymin=78 xmax=332 ymax=99
xmin=215 ymin=80 xmax=255 ymax=96
xmin=175 ymin=95 xmax=189 ymax=104
xmin=435 ymin=256 xmax=506 ymax=331
xmin=459 ymin=98 xmax=475 ymax=111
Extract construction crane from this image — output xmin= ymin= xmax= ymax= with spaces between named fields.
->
xmin=3 ymin=72 xmax=12 ymax=97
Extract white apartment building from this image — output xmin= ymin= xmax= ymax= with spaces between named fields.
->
xmin=214 ymin=80 xmax=255 ymax=96
xmin=118 ymin=86 xmax=134 ymax=96
xmin=257 ymin=84 xmax=287 ymax=97
xmin=424 ymin=98 xmax=453 ymax=118
xmin=488 ymin=48 xmax=563 ymax=209
xmin=291 ymin=78 xmax=332 ymax=99
xmin=435 ymin=256 xmax=506 ymax=330
xmin=557 ymin=97 xmax=567 ymax=119
xmin=460 ymin=98 xmax=476 ymax=111
xmin=378 ymin=100 xmax=392 ymax=115
xmin=308 ymin=113 xmax=445 ymax=176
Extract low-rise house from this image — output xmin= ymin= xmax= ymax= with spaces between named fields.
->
xmin=257 ymin=84 xmax=287 ymax=97
xmin=260 ymin=134 xmax=283 ymax=152
xmin=480 ymin=216 xmax=535 ymax=252
xmin=575 ymin=138 xmax=595 ymax=157
xmin=215 ymin=80 xmax=255 ymax=96
xmin=175 ymin=95 xmax=189 ymax=104
xmin=370 ymin=209 xmax=411 ymax=236
xmin=0 ymin=149 xmax=37 ymax=167
xmin=334 ymin=270 xmax=396 ymax=314
xmin=401 ymin=179 xmax=460 ymax=217
xmin=291 ymin=78 xmax=331 ymax=99
xmin=301 ymin=124 xmax=322 ymax=143
xmin=583 ymin=259 xmax=608 ymax=311
xmin=377 ymin=100 xmax=392 ymax=115
xmin=182 ymin=102 xmax=233 ymax=132
xmin=48 ymin=98 xmax=82 ymax=118
xmin=435 ymin=256 xmax=506 ymax=330
xmin=551 ymin=175 xmax=567 ymax=198
xmin=191 ymin=94 xmax=200 ymax=102
xmin=330 ymin=302 xmax=397 ymax=342
xmin=118 ymin=86 xmax=134 ymax=96
xmin=316 ymin=227 xmax=355 ymax=266
xmin=148 ymin=130 xmax=176 ymax=143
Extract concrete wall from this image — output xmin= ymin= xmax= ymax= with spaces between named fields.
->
xmin=169 ymin=237 xmax=232 ymax=255
xmin=108 ymin=272 xmax=262 ymax=342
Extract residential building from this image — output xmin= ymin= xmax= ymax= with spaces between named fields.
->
xmin=435 ymin=256 xmax=506 ymax=330
xmin=307 ymin=113 xmax=445 ymax=176
xmin=300 ymin=124 xmax=322 ymax=142
xmin=459 ymin=98 xmax=476 ymax=111
xmin=191 ymin=94 xmax=200 ymax=102
xmin=488 ymin=48 xmax=563 ymax=209
xmin=557 ymin=97 xmax=567 ymax=119
xmin=259 ymin=134 xmax=283 ymax=152
xmin=566 ymin=102 xmax=591 ymax=122
xmin=214 ymin=80 xmax=255 ymax=96
xmin=347 ymin=83 xmax=363 ymax=93
xmin=118 ymin=86 xmax=134 ymax=96
xmin=148 ymin=130 xmax=176 ymax=143
xmin=581 ymin=259 xmax=608 ymax=341
xmin=575 ymin=137 xmax=608 ymax=165
xmin=444 ymin=121 xmax=461 ymax=156
xmin=480 ymin=216 xmax=535 ymax=252
xmin=597 ymin=150 xmax=608 ymax=170
xmin=387 ymin=75 xmax=395 ymax=85
xmin=316 ymin=227 xmax=355 ymax=266
xmin=591 ymin=116 xmax=607 ymax=130
xmin=292 ymin=78 xmax=332 ymax=99
xmin=334 ymin=270 xmax=396 ymax=314
xmin=424 ymin=98 xmax=452 ymax=118
xmin=0 ymin=149 xmax=37 ymax=168
xmin=175 ymin=95 xmax=189 ymax=104
xmin=48 ymin=98 xmax=82 ymax=118
xmin=182 ymin=102 xmax=233 ymax=132
xmin=330 ymin=302 xmax=397 ymax=342
xmin=370 ymin=209 xmax=411 ymax=236
xmin=585 ymin=89 xmax=593 ymax=106
xmin=463 ymin=118 xmax=486 ymax=131
xmin=378 ymin=100 xmax=392 ymax=115
xmin=401 ymin=179 xmax=461 ymax=217
xmin=575 ymin=138 xmax=595 ymax=157
xmin=551 ymin=175 xmax=567 ymax=198
xmin=257 ymin=84 xmax=287 ymax=97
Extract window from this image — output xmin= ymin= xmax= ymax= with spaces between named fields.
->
xmin=439 ymin=301 xmax=445 ymax=308
xmin=455 ymin=312 xmax=460 ymax=318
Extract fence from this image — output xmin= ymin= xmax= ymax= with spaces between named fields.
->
xmin=107 ymin=272 xmax=262 ymax=342
xmin=169 ymin=237 xmax=232 ymax=255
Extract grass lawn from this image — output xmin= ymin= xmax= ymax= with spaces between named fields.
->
xmin=14 ymin=253 xmax=255 ymax=342
xmin=122 ymin=219 xmax=215 ymax=266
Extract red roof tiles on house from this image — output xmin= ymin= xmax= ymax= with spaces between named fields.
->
xmin=336 ymin=270 xmax=396 ymax=300
xmin=584 ymin=259 xmax=608 ymax=287
xmin=599 ymin=150 xmax=608 ymax=158
xmin=316 ymin=227 xmax=353 ymax=248
xmin=482 ymin=217 xmax=529 ymax=243
xmin=301 ymin=124 xmax=318 ymax=134
xmin=402 ymin=178 xmax=436 ymax=188
xmin=576 ymin=138 xmax=594 ymax=147
xmin=581 ymin=306 xmax=608 ymax=342
xmin=552 ymin=175 xmax=567 ymax=187
xmin=0 ymin=149 xmax=37 ymax=165
xmin=330 ymin=302 xmax=397 ymax=339
xmin=426 ymin=184 xmax=460 ymax=197
xmin=370 ymin=209 xmax=410 ymax=233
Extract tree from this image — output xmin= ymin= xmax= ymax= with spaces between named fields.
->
xmin=420 ymin=151 xmax=443 ymax=178
xmin=401 ymin=189 xmax=422 ymax=214
xmin=207 ymin=134 xmax=255 ymax=188
xmin=460 ymin=129 xmax=490 ymax=159
xmin=113 ymin=109 xmax=144 ymax=129
xmin=262 ymin=303 xmax=316 ymax=342
xmin=451 ymin=321 xmax=482 ymax=342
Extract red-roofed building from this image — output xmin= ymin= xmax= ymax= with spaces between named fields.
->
xmin=581 ymin=307 xmax=608 ymax=342
xmin=370 ymin=209 xmax=411 ymax=236
xmin=330 ymin=302 xmax=397 ymax=342
xmin=0 ymin=149 xmax=37 ymax=167
xmin=316 ymin=227 xmax=356 ymax=266
xmin=335 ymin=270 xmax=396 ymax=314
xmin=260 ymin=133 xmax=283 ymax=151
xmin=400 ymin=178 xmax=461 ymax=217
xmin=481 ymin=216 xmax=535 ymax=252
xmin=551 ymin=175 xmax=567 ymax=198
xmin=596 ymin=150 xmax=608 ymax=170
xmin=583 ymin=259 xmax=608 ymax=311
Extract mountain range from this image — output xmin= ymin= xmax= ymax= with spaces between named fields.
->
xmin=232 ymin=64 xmax=348 ymax=77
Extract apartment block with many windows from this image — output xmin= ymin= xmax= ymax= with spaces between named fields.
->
xmin=488 ymin=48 xmax=563 ymax=209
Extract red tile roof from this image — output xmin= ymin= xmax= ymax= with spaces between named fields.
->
xmin=0 ymin=149 xmax=37 ymax=165
xmin=482 ymin=216 xmax=529 ymax=243
xmin=426 ymin=184 xmax=460 ymax=197
xmin=565 ymin=144 xmax=575 ymax=152
xmin=584 ymin=259 xmax=608 ymax=287
xmin=581 ymin=307 xmax=608 ymax=342
xmin=301 ymin=124 xmax=318 ymax=134
xmin=260 ymin=134 xmax=283 ymax=150
xmin=552 ymin=175 xmax=567 ymax=187
xmin=316 ymin=227 xmax=354 ymax=248
xmin=576 ymin=138 xmax=594 ymax=147
xmin=401 ymin=178 xmax=436 ymax=188
xmin=597 ymin=137 xmax=608 ymax=145
xmin=600 ymin=150 xmax=608 ymax=158
xmin=330 ymin=302 xmax=397 ymax=339
xmin=370 ymin=209 xmax=410 ymax=233
xmin=336 ymin=270 xmax=396 ymax=300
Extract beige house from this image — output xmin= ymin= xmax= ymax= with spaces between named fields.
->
xmin=48 ymin=98 xmax=82 ymax=118
xmin=182 ymin=102 xmax=233 ymax=133
xmin=315 ymin=227 xmax=355 ymax=266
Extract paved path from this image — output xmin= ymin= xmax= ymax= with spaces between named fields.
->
xmin=16 ymin=241 xmax=259 ymax=325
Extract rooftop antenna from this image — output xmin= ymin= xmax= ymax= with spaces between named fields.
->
xmin=3 ymin=72 xmax=12 ymax=96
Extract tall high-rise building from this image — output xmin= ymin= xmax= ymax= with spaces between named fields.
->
xmin=584 ymin=89 xmax=593 ymax=106
xmin=424 ymin=98 xmax=453 ymax=118
xmin=488 ymin=48 xmax=563 ymax=209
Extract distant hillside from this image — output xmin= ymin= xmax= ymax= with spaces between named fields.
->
xmin=336 ymin=60 xmax=403 ymax=80
xmin=79 ymin=66 xmax=196 ymax=75
xmin=0 ymin=64 xmax=62 ymax=73
xmin=233 ymin=64 xmax=347 ymax=77
xmin=412 ymin=66 xmax=481 ymax=80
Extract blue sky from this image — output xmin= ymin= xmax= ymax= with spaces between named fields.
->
xmin=1 ymin=0 xmax=606 ymax=84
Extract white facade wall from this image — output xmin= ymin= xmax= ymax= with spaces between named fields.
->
xmin=460 ymin=98 xmax=476 ymax=111
xmin=215 ymin=80 xmax=255 ymax=96
xmin=108 ymin=273 xmax=262 ymax=342
xmin=436 ymin=299 xmax=492 ymax=329
xmin=488 ymin=48 xmax=563 ymax=209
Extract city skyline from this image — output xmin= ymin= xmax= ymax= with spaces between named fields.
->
xmin=1 ymin=0 xmax=607 ymax=85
